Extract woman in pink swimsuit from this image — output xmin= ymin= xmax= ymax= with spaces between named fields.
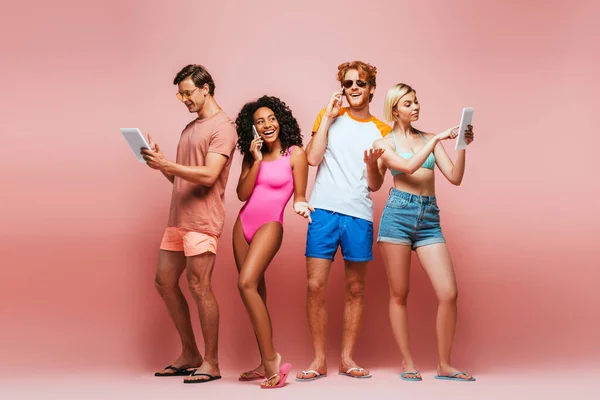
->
xmin=233 ymin=96 xmax=312 ymax=389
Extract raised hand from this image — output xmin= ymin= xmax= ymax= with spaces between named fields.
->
xmin=325 ymin=90 xmax=344 ymax=119
xmin=465 ymin=124 xmax=475 ymax=145
xmin=436 ymin=125 xmax=459 ymax=141
xmin=363 ymin=147 xmax=385 ymax=166
xmin=250 ymin=136 xmax=263 ymax=161
xmin=142 ymin=134 xmax=168 ymax=170
xmin=147 ymin=134 xmax=157 ymax=151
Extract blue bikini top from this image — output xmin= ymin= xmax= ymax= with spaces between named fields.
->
xmin=390 ymin=130 xmax=435 ymax=176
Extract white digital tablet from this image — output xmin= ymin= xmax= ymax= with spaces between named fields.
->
xmin=120 ymin=128 xmax=152 ymax=162
xmin=455 ymin=107 xmax=474 ymax=151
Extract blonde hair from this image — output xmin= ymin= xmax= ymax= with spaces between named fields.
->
xmin=383 ymin=83 xmax=416 ymax=122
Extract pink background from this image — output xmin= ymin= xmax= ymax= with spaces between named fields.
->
xmin=1 ymin=0 xmax=599 ymax=378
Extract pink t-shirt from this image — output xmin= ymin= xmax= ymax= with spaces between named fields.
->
xmin=167 ymin=111 xmax=237 ymax=237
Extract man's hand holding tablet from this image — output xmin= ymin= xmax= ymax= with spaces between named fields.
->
xmin=141 ymin=134 xmax=170 ymax=170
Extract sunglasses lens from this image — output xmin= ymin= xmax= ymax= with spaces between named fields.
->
xmin=342 ymin=80 xmax=367 ymax=89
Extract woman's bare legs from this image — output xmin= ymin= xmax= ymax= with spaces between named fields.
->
xmin=234 ymin=218 xmax=285 ymax=386
xmin=416 ymin=243 xmax=473 ymax=381
xmin=233 ymin=217 xmax=268 ymax=380
xmin=379 ymin=242 xmax=421 ymax=379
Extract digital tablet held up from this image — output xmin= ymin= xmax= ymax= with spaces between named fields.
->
xmin=455 ymin=107 xmax=474 ymax=151
xmin=120 ymin=128 xmax=152 ymax=162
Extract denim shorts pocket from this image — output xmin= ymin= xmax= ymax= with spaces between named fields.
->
xmin=430 ymin=202 xmax=440 ymax=213
xmin=386 ymin=196 xmax=409 ymax=209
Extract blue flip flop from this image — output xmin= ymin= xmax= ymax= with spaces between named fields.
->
xmin=434 ymin=372 xmax=476 ymax=382
xmin=400 ymin=371 xmax=422 ymax=381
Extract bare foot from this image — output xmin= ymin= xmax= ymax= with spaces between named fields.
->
xmin=155 ymin=353 xmax=202 ymax=376
xmin=260 ymin=353 xmax=282 ymax=388
xmin=295 ymin=359 xmax=327 ymax=380
xmin=437 ymin=363 xmax=475 ymax=381
xmin=183 ymin=360 xmax=221 ymax=383
xmin=401 ymin=362 xmax=421 ymax=380
xmin=239 ymin=364 xmax=265 ymax=381
xmin=339 ymin=358 xmax=371 ymax=378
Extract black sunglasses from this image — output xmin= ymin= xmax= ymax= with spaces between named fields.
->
xmin=342 ymin=79 xmax=368 ymax=89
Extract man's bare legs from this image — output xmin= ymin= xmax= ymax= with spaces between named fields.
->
xmin=379 ymin=242 xmax=421 ymax=380
xmin=295 ymin=257 xmax=332 ymax=380
xmin=416 ymin=243 xmax=474 ymax=381
xmin=339 ymin=261 xmax=370 ymax=377
xmin=183 ymin=252 xmax=221 ymax=382
xmin=296 ymin=258 xmax=370 ymax=379
xmin=232 ymin=217 xmax=268 ymax=380
xmin=154 ymin=250 xmax=203 ymax=374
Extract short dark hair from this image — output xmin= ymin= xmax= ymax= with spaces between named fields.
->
xmin=173 ymin=64 xmax=215 ymax=96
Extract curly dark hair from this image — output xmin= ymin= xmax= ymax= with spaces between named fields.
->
xmin=235 ymin=95 xmax=303 ymax=158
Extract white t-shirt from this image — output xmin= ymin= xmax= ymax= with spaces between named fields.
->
xmin=309 ymin=107 xmax=391 ymax=222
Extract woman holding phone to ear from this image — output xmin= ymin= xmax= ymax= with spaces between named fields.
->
xmin=233 ymin=95 xmax=313 ymax=389
xmin=372 ymin=83 xmax=475 ymax=382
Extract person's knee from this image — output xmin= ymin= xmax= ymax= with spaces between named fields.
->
xmin=439 ymin=288 xmax=458 ymax=304
xmin=307 ymin=276 xmax=327 ymax=297
xmin=390 ymin=290 xmax=409 ymax=307
xmin=154 ymin=273 xmax=179 ymax=296
xmin=237 ymin=275 xmax=258 ymax=294
xmin=187 ymin=275 xmax=212 ymax=301
xmin=346 ymin=280 xmax=365 ymax=300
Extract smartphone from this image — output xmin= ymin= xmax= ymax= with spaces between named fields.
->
xmin=252 ymin=125 xmax=260 ymax=139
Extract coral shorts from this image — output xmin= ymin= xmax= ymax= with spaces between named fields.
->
xmin=160 ymin=227 xmax=218 ymax=256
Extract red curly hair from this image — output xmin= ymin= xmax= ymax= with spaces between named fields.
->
xmin=336 ymin=60 xmax=377 ymax=101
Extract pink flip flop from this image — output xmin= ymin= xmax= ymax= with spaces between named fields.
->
xmin=261 ymin=363 xmax=292 ymax=389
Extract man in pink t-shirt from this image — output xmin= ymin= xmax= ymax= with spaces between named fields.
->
xmin=142 ymin=64 xmax=237 ymax=384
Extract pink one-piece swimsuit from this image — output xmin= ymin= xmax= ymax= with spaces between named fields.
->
xmin=239 ymin=146 xmax=295 ymax=243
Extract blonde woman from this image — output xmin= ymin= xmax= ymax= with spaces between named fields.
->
xmin=370 ymin=83 xmax=475 ymax=382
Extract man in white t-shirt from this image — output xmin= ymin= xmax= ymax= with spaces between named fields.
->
xmin=296 ymin=61 xmax=391 ymax=381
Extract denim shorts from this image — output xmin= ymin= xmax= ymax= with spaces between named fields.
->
xmin=377 ymin=188 xmax=445 ymax=249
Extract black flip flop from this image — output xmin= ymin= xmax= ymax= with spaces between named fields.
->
xmin=155 ymin=365 xmax=197 ymax=377
xmin=184 ymin=372 xmax=222 ymax=384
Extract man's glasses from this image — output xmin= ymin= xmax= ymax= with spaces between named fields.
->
xmin=342 ymin=79 xmax=368 ymax=89
xmin=176 ymin=87 xmax=199 ymax=102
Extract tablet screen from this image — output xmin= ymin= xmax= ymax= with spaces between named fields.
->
xmin=120 ymin=128 xmax=151 ymax=162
